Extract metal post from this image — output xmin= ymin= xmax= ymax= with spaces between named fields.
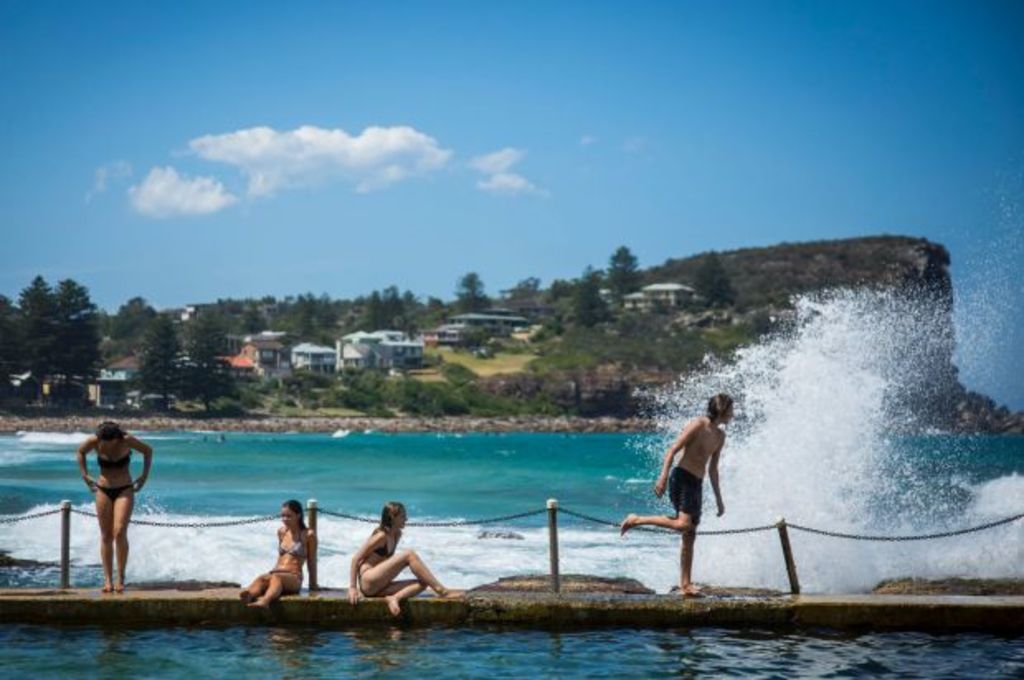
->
xmin=547 ymin=498 xmax=560 ymax=594
xmin=307 ymin=499 xmax=318 ymax=591
xmin=60 ymin=500 xmax=71 ymax=589
xmin=775 ymin=517 xmax=800 ymax=595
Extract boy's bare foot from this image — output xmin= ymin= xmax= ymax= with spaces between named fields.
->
xmin=619 ymin=514 xmax=637 ymax=537
xmin=385 ymin=595 xmax=402 ymax=617
xmin=239 ymin=590 xmax=254 ymax=605
xmin=681 ymin=584 xmax=704 ymax=598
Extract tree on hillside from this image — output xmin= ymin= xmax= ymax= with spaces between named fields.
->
xmin=0 ymin=295 xmax=24 ymax=378
xmin=607 ymin=246 xmax=641 ymax=300
xmin=138 ymin=315 xmax=182 ymax=410
xmin=52 ymin=279 xmax=101 ymax=399
xmin=574 ymin=267 xmax=610 ymax=327
xmin=111 ymin=297 xmax=157 ymax=341
xmin=695 ymin=253 xmax=736 ymax=307
xmin=241 ymin=304 xmax=265 ymax=334
xmin=455 ymin=272 xmax=489 ymax=313
xmin=18 ymin=276 xmax=58 ymax=398
xmin=506 ymin=277 xmax=541 ymax=301
xmin=181 ymin=314 xmax=234 ymax=411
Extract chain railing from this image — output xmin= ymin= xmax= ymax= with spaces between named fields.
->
xmin=3 ymin=502 xmax=1022 ymax=595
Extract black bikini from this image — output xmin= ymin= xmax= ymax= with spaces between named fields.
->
xmin=373 ymin=530 xmax=396 ymax=558
xmin=96 ymin=452 xmax=133 ymax=501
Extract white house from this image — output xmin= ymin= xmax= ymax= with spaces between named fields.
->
xmin=623 ymin=283 xmax=696 ymax=311
xmin=291 ymin=342 xmax=337 ymax=374
xmin=336 ymin=330 xmax=424 ymax=371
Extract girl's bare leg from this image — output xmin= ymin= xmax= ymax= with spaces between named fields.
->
xmin=94 ymin=491 xmax=114 ymax=593
xmin=372 ymin=579 xmax=426 ymax=616
xmin=250 ymin=573 xmax=300 ymax=608
xmin=111 ymin=491 xmax=134 ymax=592
xmin=240 ymin=575 xmax=269 ymax=604
xmin=360 ymin=550 xmax=450 ymax=596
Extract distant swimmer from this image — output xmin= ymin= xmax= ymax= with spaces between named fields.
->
xmin=240 ymin=500 xmax=318 ymax=607
xmin=76 ymin=421 xmax=154 ymax=594
xmin=349 ymin=502 xmax=462 ymax=616
xmin=619 ymin=394 xmax=734 ymax=597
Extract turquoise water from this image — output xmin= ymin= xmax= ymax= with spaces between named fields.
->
xmin=1 ymin=624 xmax=1021 ymax=678
xmin=1 ymin=431 xmax=1023 ymax=593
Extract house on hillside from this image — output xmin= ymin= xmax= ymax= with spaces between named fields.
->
xmin=238 ymin=334 xmax=292 ymax=379
xmin=224 ymin=354 xmax=257 ymax=380
xmin=447 ymin=310 xmax=530 ymax=336
xmin=423 ymin=323 xmax=467 ymax=347
xmin=622 ymin=283 xmax=696 ymax=312
xmin=89 ymin=356 xmax=140 ymax=408
xmin=336 ymin=330 xmax=424 ymax=371
xmin=291 ymin=342 xmax=337 ymax=374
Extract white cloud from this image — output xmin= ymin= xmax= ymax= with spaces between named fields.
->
xmin=579 ymin=135 xmax=597 ymax=146
xmin=469 ymin=147 xmax=525 ymax=175
xmin=188 ymin=124 xmax=452 ymax=196
xmin=128 ymin=166 xmax=238 ymax=218
xmin=469 ymin=147 xmax=545 ymax=196
xmin=86 ymin=160 xmax=132 ymax=202
xmin=622 ymin=136 xmax=648 ymax=153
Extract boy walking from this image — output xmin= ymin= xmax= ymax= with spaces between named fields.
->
xmin=620 ymin=394 xmax=734 ymax=596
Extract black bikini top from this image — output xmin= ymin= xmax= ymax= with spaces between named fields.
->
xmin=97 ymin=451 xmax=131 ymax=469
xmin=373 ymin=529 xmax=396 ymax=558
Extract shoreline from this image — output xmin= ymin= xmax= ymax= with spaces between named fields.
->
xmin=0 ymin=414 xmax=656 ymax=435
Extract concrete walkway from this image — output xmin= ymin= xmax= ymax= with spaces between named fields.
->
xmin=2 ymin=588 xmax=1022 ymax=632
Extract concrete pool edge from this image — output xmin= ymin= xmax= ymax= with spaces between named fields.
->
xmin=1 ymin=589 xmax=1021 ymax=633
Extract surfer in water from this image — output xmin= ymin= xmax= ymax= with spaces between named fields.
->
xmin=620 ymin=393 xmax=734 ymax=597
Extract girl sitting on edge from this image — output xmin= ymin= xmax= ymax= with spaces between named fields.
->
xmin=240 ymin=500 xmax=317 ymax=607
xmin=349 ymin=501 xmax=460 ymax=616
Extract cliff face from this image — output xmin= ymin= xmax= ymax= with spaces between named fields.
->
xmin=496 ymin=236 xmax=1020 ymax=432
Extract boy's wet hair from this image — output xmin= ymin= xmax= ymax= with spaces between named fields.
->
xmin=706 ymin=394 xmax=734 ymax=422
xmin=96 ymin=421 xmax=126 ymax=441
xmin=379 ymin=501 xmax=406 ymax=533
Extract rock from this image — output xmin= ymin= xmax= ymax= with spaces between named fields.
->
xmin=477 ymin=530 xmax=525 ymax=540
xmin=0 ymin=551 xmax=55 ymax=569
xmin=873 ymin=578 xmax=1024 ymax=596
xmin=471 ymin=574 xmax=654 ymax=594
xmin=129 ymin=580 xmax=240 ymax=591
xmin=668 ymin=585 xmax=784 ymax=598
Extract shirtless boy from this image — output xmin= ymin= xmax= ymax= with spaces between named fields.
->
xmin=619 ymin=393 xmax=734 ymax=596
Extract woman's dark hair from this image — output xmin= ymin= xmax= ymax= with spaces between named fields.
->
xmin=282 ymin=499 xmax=306 ymax=531
xmin=378 ymin=501 xmax=406 ymax=534
xmin=96 ymin=421 xmax=126 ymax=441
xmin=706 ymin=394 xmax=734 ymax=423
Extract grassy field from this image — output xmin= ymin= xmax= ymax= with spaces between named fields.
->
xmin=425 ymin=347 xmax=535 ymax=377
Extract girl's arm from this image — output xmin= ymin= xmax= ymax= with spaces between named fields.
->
xmin=349 ymin=531 xmax=386 ymax=604
xmin=77 ymin=436 xmax=97 ymax=489
xmin=305 ymin=530 xmax=318 ymax=590
xmin=126 ymin=434 xmax=153 ymax=491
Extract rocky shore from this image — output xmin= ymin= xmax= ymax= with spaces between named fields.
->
xmin=0 ymin=414 xmax=655 ymax=435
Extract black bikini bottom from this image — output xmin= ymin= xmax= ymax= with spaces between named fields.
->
xmin=96 ymin=484 xmax=133 ymax=501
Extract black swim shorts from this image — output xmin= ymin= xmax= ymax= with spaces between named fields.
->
xmin=669 ymin=467 xmax=703 ymax=526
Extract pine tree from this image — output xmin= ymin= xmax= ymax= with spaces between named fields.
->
xmin=181 ymin=314 xmax=234 ymax=411
xmin=574 ymin=267 xmax=610 ymax=327
xmin=110 ymin=296 xmax=157 ymax=341
xmin=455 ymin=272 xmax=489 ymax=313
xmin=52 ymin=279 xmax=101 ymax=399
xmin=0 ymin=295 xmax=23 ymax=379
xmin=607 ymin=246 xmax=641 ymax=300
xmin=694 ymin=253 xmax=736 ymax=307
xmin=18 ymin=276 xmax=57 ymax=399
xmin=138 ymin=315 xmax=182 ymax=410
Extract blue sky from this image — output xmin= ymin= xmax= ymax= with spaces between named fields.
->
xmin=1 ymin=1 xmax=1022 ymax=406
